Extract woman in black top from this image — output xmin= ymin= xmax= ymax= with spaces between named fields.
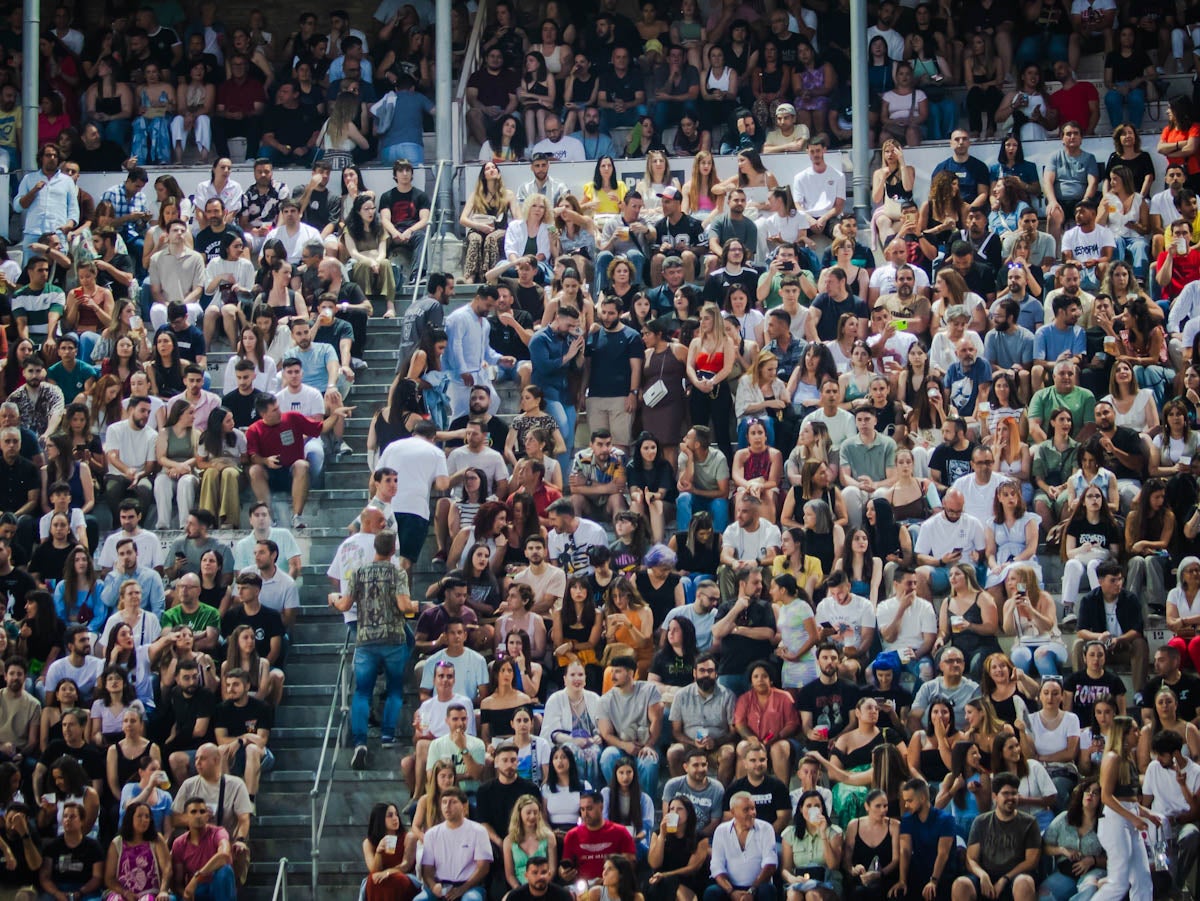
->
xmin=648 ymin=616 xmax=697 ymax=696
xmin=626 ymin=432 xmax=677 ymax=544
xmin=1105 ymin=124 xmax=1156 ymax=197
xmin=198 ymin=548 xmax=231 ymax=614
xmin=669 ymin=511 xmax=721 ymax=605
xmin=145 ymin=330 xmax=185 ymax=399
xmin=646 ymin=797 xmax=709 ymax=901
xmin=18 ymin=590 xmax=64 ymax=681
xmin=634 ymin=544 xmax=684 ymax=628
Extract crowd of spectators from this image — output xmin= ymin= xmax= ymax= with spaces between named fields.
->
xmin=12 ymin=0 xmax=1200 ymax=899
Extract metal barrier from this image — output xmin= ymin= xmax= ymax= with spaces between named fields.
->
xmin=308 ymin=630 xmax=353 ymax=899
xmin=410 ymin=159 xmax=452 ymax=303
xmin=453 ymin=0 xmax=490 ymax=157
xmin=271 ymin=857 xmax=290 ymax=901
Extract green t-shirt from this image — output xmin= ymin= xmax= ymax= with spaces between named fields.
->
xmin=1028 ymin=386 xmax=1096 ymax=436
xmin=47 ymin=360 xmax=98 ymax=402
xmin=161 ymin=601 xmax=222 ymax=636
xmin=758 ymin=269 xmax=814 ymax=310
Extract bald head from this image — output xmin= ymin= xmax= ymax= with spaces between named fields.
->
xmin=360 ymin=506 xmax=385 ymax=533
xmin=318 ymin=258 xmax=343 ymax=280
xmin=942 ymin=489 xmax=964 ymax=516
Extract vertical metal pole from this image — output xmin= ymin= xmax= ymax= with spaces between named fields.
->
xmin=21 ymin=0 xmax=38 ymax=171
xmin=435 ymin=0 xmax=453 ymax=232
xmin=849 ymin=0 xmax=869 ymax=224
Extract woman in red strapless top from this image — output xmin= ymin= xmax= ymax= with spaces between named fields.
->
xmin=686 ymin=302 xmax=738 ymax=461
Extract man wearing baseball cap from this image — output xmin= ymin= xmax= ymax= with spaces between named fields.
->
xmin=762 ymin=103 xmax=810 ymax=154
xmin=650 ymin=186 xmax=705 ymax=285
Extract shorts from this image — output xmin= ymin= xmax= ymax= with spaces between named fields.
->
xmin=230 ymin=743 xmax=276 ymax=775
xmin=266 ymin=467 xmax=293 ymax=493
xmin=396 ymin=512 xmax=431 ymax=562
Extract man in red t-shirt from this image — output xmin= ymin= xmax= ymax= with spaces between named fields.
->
xmin=1047 ymin=61 xmax=1100 ymax=135
xmin=560 ymin=790 xmax=636 ymax=883
xmin=1156 ymin=218 xmax=1200 ymax=300
xmin=171 ymin=797 xmax=237 ymax=899
xmin=246 ymin=393 xmax=349 ymax=529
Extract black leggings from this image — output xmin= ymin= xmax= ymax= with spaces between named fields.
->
xmin=688 ymin=378 xmax=734 ymax=462
xmin=966 ymin=86 xmax=1003 ymax=132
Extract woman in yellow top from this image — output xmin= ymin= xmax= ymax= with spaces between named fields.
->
xmin=603 ymin=578 xmax=654 ymax=678
xmin=772 ymin=526 xmax=824 ymax=599
xmin=582 ymin=156 xmax=627 ymax=216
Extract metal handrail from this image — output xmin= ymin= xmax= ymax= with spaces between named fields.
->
xmin=271 ymin=857 xmax=290 ymax=901
xmin=309 ymin=630 xmax=353 ymax=899
xmin=454 ymin=0 xmax=489 ymax=103
xmin=410 ymin=159 xmax=451 ymax=303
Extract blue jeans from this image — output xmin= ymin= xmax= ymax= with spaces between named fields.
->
xmin=718 ymin=674 xmax=749 ymax=695
xmin=925 ymin=97 xmax=958 ymax=141
xmin=352 ymin=641 xmax=412 ymax=745
xmin=600 ymin=744 xmax=659 ymax=795
xmin=1039 ymin=867 xmax=1103 ymax=901
xmin=382 ymin=141 xmax=425 ymax=165
xmin=194 ymin=864 xmax=238 ymax=900
xmin=1010 ymin=641 xmax=1069 ymax=676
xmin=594 ymin=249 xmax=647 ymax=295
xmin=1116 ymin=234 xmax=1150 ymax=280
xmin=542 ymin=397 xmax=577 ymax=478
xmin=675 ymin=492 xmax=729 ymax=532
xmin=1105 ymin=85 xmax=1146 ymax=131
xmin=600 ymin=105 xmax=647 ymax=133
xmin=416 ymin=888 xmax=485 ymax=901
xmin=1015 ymin=34 xmax=1070 ymax=70
xmin=100 ymin=118 xmax=132 ymax=147
xmin=654 ymin=100 xmax=698 ymax=134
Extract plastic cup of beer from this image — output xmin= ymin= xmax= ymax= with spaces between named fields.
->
xmin=666 ymin=813 xmax=679 ymax=833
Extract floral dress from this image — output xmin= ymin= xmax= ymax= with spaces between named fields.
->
xmin=111 ymin=836 xmax=161 ymax=896
xmin=132 ymin=85 xmax=172 ymax=163
xmin=776 ymin=598 xmax=818 ymax=688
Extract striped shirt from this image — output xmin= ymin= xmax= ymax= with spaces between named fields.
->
xmin=11 ymin=284 xmax=65 ymax=340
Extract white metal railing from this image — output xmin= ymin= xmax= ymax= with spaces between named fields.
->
xmin=309 ymin=631 xmax=353 ymax=899
xmin=271 ymin=857 xmax=289 ymax=901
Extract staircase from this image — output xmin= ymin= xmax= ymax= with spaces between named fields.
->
xmin=200 ymin=286 xmax=516 ymax=899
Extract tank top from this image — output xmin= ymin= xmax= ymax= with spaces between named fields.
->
xmin=851 ymin=817 xmax=894 ymax=871
xmin=165 ymin=427 xmax=192 ymax=462
xmin=111 ymin=837 xmax=159 ymax=894
xmin=743 ymin=448 xmax=772 ymax=482
xmin=885 ymin=169 xmax=914 ymax=203
xmin=707 ymin=67 xmax=732 ymax=92
xmin=694 ymin=348 xmax=725 ymax=374
xmin=889 ymin=487 xmax=927 ymax=523
xmin=806 ymin=530 xmax=835 ymax=577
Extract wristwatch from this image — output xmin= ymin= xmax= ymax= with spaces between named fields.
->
xmin=629 ymin=389 xmax=639 ymax=396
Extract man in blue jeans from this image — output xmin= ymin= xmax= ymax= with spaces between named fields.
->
xmin=529 ymin=304 xmax=584 ymax=476
xmin=333 ymin=529 xmax=417 ymax=771
xmin=171 ymin=797 xmax=239 ymax=900
xmin=676 ymin=425 xmax=731 ymax=532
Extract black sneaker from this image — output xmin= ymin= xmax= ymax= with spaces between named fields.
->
xmin=351 ymin=745 xmax=368 ymax=770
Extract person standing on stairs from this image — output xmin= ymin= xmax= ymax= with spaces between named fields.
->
xmin=333 ymin=529 xmax=417 ymax=772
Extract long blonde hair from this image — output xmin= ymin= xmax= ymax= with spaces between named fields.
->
xmin=747 ymin=349 xmax=778 ymax=387
xmin=506 ymin=794 xmax=554 ymax=844
xmin=325 ymin=92 xmax=358 ymax=145
xmin=469 ymin=164 xmax=507 ymax=214
xmin=421 ymin=760 xmax=456 ymax=827
xmin=641 ymin=150 xmax=670 ymax=188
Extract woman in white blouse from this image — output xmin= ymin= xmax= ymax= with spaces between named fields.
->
xmin=735 ymin=350 xmax=791 ymax=448
xmin=1166 ymin=556 xmax=1200 ymax=673
xmin=503 ymin=194 xmax=554 ymax=282
xmin=1022 ymin=677 xmax=1081 ymax=809
xmin=1101 ymin=359 xmax=1159 ymax=435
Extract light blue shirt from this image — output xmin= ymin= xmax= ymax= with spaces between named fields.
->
xmin=1034 ymin=323 xmax=1086 ymax=363
xmin=290 ymin=341 xmax=339 ymax=392
xmin=569 ymin=130 xmax=616 ymax=161
xmin=443 ymin=304 xmax=499 ymax=379
xmin=99 ymin=565 xmax=166 ymax=617
xmin=16 ymin=169 xmax=79 ymax=236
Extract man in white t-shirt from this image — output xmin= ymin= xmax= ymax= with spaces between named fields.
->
xmin=875 ymin=565 xmax=937 ymax=687
xmin=801 ymin=379 xmax=856 ymax=451
xmin=232 ymin=502 xmax=303 ymax=579
xmin=546 ymin=498 xmax=609 ymax=577
xmin=419 ymin=789 xmax=492 ymax=901
xmin=43 ymin=625 xmax=104 ymax=701
xmin=869 ymin=239 xmax=932 ymax=305
xmin=102 ymin=395 xmax=158 ymax=516
xmin=446 ymin=419 xmax=510 ymax=499
xmin=951 ymin=446 xmax=1005 ymax=523
xmin=717 ymin=496 xmax=781 ymax=600
xmin=375 ymin=421 xmax=451 ymax=570
xmin=95 ymin=499 xmax=163 ymax=573
xmin=790 ymin=138 xmax=845 ymax=237
xmin=814 ymin=571 xmax=876 ymax=682
xmin=1142 ymin=729 xmax=1200 ymax=891
xmin=913 ymin=488 xmax=987 ymax=597
xmin=512 ymin=534 xmax=566 ymax=615
xmin=1060 ymin=199 xmax=1115 ymax=290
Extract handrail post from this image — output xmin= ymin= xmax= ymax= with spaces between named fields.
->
xmin=271 ymin=857 xmax=289 ymax=901
xmin=309 ymin=631 xmax=352 ymax=901
xmin=411 ymin=160 xmax=448 ymax=303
